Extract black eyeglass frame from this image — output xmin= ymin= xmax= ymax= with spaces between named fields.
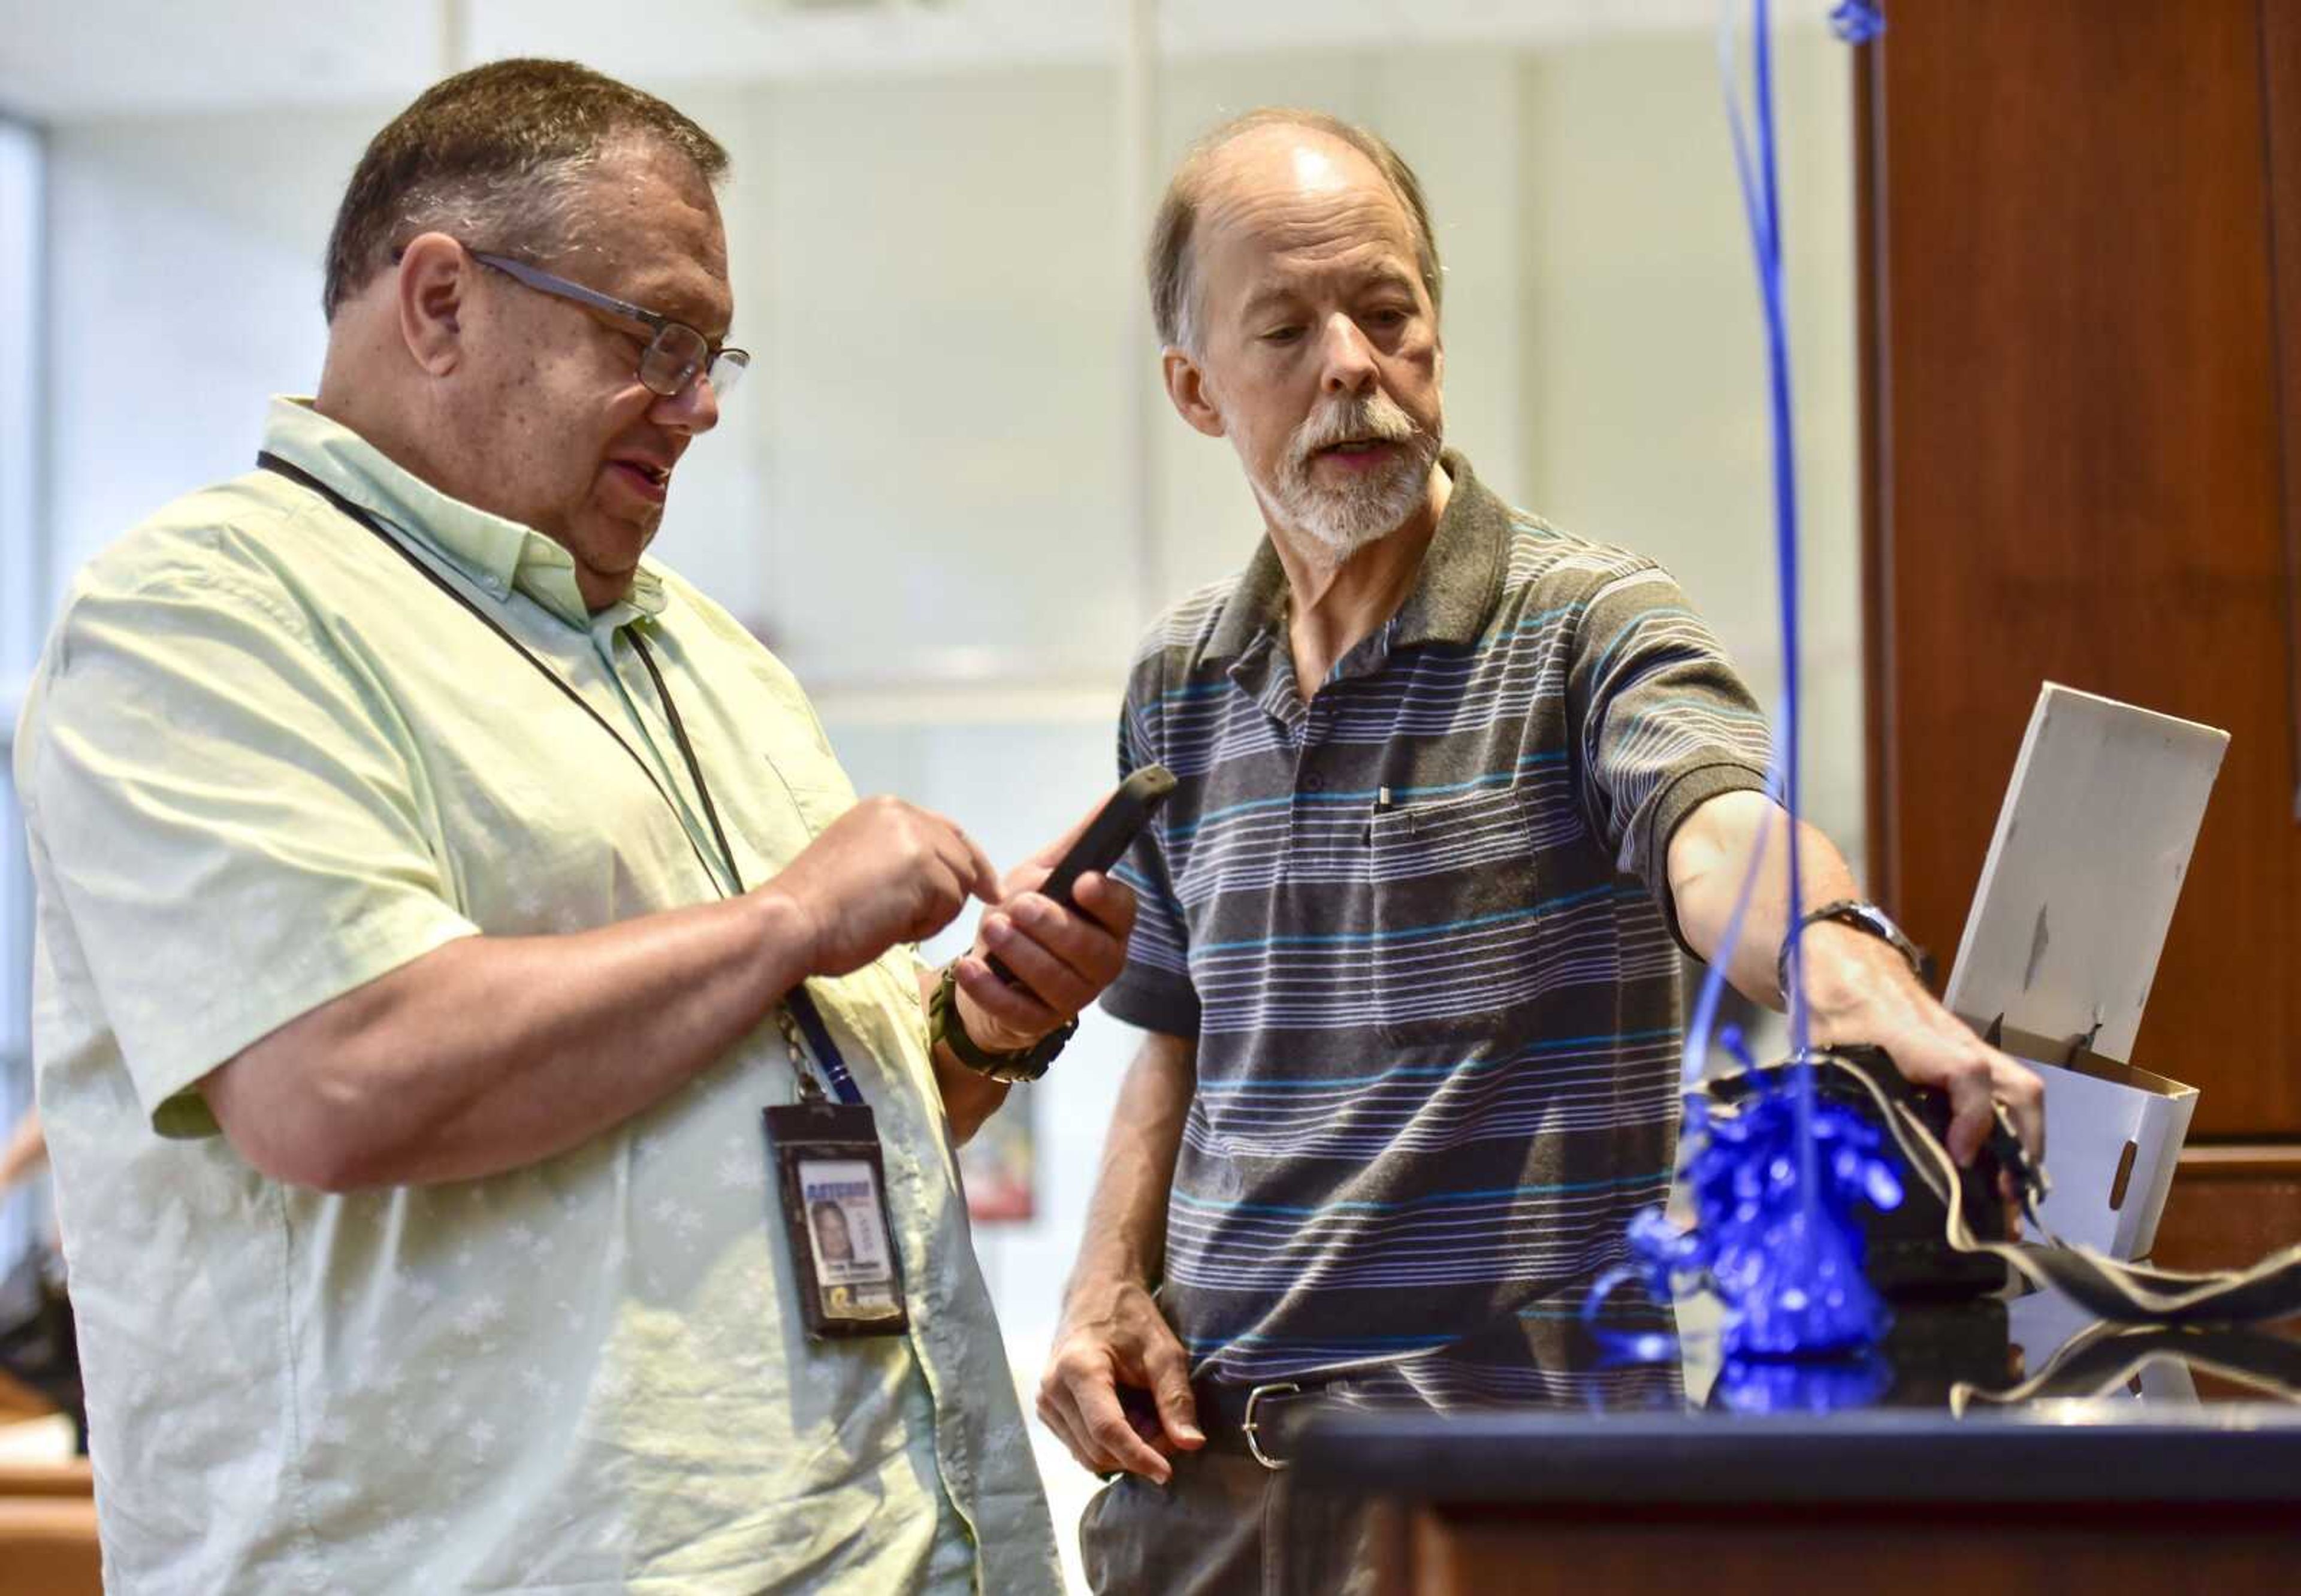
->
xmin=467 ymin=250 xmax=749 ymax=401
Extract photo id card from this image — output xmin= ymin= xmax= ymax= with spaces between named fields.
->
xmin=763 ymin=1101 xmax=910 ymax=1338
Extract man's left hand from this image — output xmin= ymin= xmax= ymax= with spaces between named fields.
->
xmin=950 ymin=828 xmax=1139 ymax=1053
xmin=1799 ymin=921 xmax=2046 ymax=1170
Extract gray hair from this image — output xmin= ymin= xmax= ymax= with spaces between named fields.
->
xmin=1146 ymin=107 xmax=1443 ymax=356
xmin=322 ymin=58 xmax=728 ymax=322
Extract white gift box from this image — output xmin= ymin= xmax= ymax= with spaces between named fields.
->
xmin=1941 ymin=683 xmax=2227 ymax=1261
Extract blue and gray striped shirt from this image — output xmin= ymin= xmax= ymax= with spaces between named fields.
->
xmin=1101 ymin=452 xmax=1772 ymax=1383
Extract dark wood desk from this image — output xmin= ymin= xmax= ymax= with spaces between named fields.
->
xmin=1290 ymin=1311 xmax=2301 ymax=1595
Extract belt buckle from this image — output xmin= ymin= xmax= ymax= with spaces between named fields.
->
xmin=1242 ymin=1380 xmax=1302 ymax=1471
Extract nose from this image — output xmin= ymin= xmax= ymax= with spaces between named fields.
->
xmin=653 ymin=368 xmax=721 ymax=436
xmin=1318 ymin=313 xmax=1379 ymax=398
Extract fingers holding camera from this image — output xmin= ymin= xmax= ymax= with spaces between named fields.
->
xmin=1805 ymin=921 xmax=2045 ymax=1169
xmin=954 ymin=870 xmax=1138 ymax=1053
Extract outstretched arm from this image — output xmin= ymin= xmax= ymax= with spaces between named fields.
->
xmin=1668 ymin=788 xmax=2044 ymax=1166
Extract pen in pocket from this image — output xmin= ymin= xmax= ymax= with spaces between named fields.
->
xmin=1363 ymin=785 xmax=1393 ymax=845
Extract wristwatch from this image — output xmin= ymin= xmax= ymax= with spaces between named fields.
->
xmin=1778 ymin=899 xmax=1934 ymax=993
xmin=927 ymin=962 xmax=1076 ymax=1083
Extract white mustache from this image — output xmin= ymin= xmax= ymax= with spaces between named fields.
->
xmin=1290 ymin=393 xmax=1424 ymax=467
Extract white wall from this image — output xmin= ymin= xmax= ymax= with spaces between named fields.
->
xmin=1517 ymin=28 xmax=1862 ymax=855
xmin=43 ymin=108 xmax=382 ymax=591
xmin=23 ymin=26 xmax=1859 ymax=1586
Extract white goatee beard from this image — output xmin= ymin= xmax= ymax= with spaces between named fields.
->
xmin=1254 ymin=388 xmax=1442 ymax=564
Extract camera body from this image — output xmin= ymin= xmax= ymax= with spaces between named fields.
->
xmin=1706 ymin=1046 xmax=2015 ymax=1300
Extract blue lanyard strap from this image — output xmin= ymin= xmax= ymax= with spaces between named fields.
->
xmin=784 ymin=987 xmax=865 ymax=1107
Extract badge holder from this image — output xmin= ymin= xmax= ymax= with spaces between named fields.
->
xmin=765 ymin=1000 xmax=911 ymax=1339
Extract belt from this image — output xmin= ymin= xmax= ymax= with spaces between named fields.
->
xmin=1191 ymin=1377 xmax=1330 ymax=1471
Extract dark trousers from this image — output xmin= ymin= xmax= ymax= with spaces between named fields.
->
xmin=1078 ymin=1446 xmax=1384 ymax=1596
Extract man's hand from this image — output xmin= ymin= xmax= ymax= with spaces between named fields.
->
xmin=1038 ymin=1275 xmax=1202 ymax=1483
xmin=1669 ymin=791 xmax=2045 ymax=1178
xmin=761 ymin=796 xmax=1002 ymax=978
xmin=949 ymin=810 xmax=1140 ymax=1053
xmin=1801 ymin=922 xmax=2046 ymax=1169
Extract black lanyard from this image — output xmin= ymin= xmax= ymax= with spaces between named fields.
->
xmin=255 ymin=451 xmax=864 ymax=1105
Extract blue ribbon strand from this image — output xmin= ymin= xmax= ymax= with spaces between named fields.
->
xmin=1590 ymin=0 xmax=1895 ymax=1370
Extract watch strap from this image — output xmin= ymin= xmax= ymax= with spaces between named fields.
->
xmin=928 ymin=962 xmax=1074 ymax=1083
xmin=1780 ymin=898 xmax=1934 ymax=994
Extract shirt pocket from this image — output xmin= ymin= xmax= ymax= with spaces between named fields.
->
xmin=732 ymin=746 xmax=857 ymax=886
xmin=1365 ymin=784 xmax=1545 ymax=1047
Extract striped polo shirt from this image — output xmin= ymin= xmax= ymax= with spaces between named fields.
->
xmin=1101 ymin=452 xmax=1772 ymax=1385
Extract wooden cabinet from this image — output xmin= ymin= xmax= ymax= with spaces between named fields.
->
xmin=1388 ymin=1506 xmax=2296 ymax=1595
xmin=1294 ymin=1405 xmax=2301 ymax=1596
xmin=1858 ymin=0 xmax=2301 ymax=1262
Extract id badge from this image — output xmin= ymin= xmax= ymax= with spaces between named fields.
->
xmin=763 ymin=1101 xmax=910 ymax=1338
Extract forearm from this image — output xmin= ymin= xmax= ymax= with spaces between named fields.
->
xmin=1666 ymin=790 xmax=2048 ymax=1163
xmin=205 ymin=888 xmax=814 ymax=1190
xmin=1067 ymin=1030 xmax=1197 ymax=1293
xmin=1666 ymin=788 xmax=1862 ymax=1008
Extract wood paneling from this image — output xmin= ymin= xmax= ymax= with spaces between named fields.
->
xmin=2266 ymin=0 xmax=2301 ymax=821
xmin=1861 ymin=1 xmax=2300 ymax=1136
xmin=1400 ymin=1509 xmax=2299 ymax=1596
xmin=0 ymin=1497 xmax=99 ymax=1596
xmin=0 ymin=1460 xmax=89 ymax=1498
xmin=2153 ymin=1145 xmax=2301 ymax=1269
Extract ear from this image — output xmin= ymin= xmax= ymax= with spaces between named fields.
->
xmin=395 ymin=232 xmax=470 ymax=377
xmin=1162 ymin=347 xmax=1227 ymax=439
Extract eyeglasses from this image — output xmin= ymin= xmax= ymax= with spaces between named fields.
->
xmin=470 ymin=250 xmax=750 ymax=403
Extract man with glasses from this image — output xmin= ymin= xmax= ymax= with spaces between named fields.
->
xmin=13 ymin=59 xmax=1118 ymax=1592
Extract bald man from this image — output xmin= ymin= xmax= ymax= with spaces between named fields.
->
xmin=1036 ymin=108 xmax=2043 ymax=1592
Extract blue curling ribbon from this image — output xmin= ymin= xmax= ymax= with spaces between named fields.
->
xmin=1595 ymin=1071 xmax=1906 ymax=1364
xmin=1584 ymin=1082 xmax=1907 ymax=1368
xmin=1673 ymin=1068 xmax=1903 ymax=1357
xmin=1828 ymin=1 xmax=1886 ymax=45
xmin=1577 ymin=1264 xmax=1683 ymax=1368
xmin=1713 ymin=1347 xmax=1892 ymax=1413
xmin=1584 ymin=0 xmax=1898 ymax=1370
xmin=1716 ymin=0 xmax=1810 ymax=1063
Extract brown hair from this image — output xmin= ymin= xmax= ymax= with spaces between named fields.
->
xmin=1147 ymin=107 xmax=1442 ymax=354
xmin=321 ymin=58 xmax=729 ymax=321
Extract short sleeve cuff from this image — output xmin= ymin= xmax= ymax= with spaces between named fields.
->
xmin=129 ymin=897 xmax=482 ymax=1138
xmin=1098 ymin=965 xmax=1201 ymax=1039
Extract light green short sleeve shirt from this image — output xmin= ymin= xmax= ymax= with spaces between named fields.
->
xmin=13 ymin=398 xmax=1059 ymax=1594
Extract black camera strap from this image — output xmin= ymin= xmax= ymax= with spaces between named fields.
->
xmin=1769 ymin=1052 xmax=2301 ymax=1326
